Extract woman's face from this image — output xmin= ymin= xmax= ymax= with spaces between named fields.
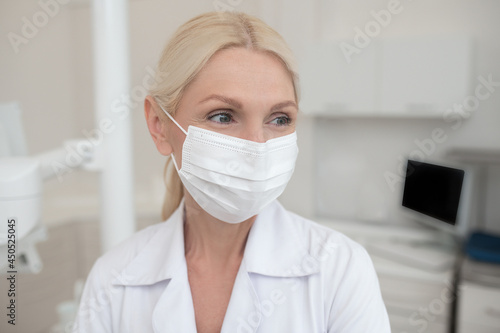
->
xmin=164 ymin=47 xmax=298 ymax=166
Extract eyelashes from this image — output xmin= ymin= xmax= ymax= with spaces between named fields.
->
xmin=207 ymin=110 xmax=292 ymax=126
xmin=270 ymin=116 xmax=292 ymax=126
xmin=207 ymin=111 xmax=233 ymax=124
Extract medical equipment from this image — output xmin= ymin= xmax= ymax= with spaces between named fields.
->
xmin=0 ymin=102 xmax=96 ymax=273
xmin=401 ymin=159 xmax=474 ymax=238
xmin=366 ymin=159 xmax=476 ymax=272
xmin=1 ymin=0 xmax=136 ymax=275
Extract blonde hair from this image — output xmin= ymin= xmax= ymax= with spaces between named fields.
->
xmin=149 ymin=11 xmax=300 ymax=221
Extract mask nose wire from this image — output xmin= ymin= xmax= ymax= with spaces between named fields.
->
xmin=156 ymin=101 xmax=188 ymax=136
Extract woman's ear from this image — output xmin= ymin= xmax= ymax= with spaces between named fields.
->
xmin=144 ymin=95 xmax=173 ymax=156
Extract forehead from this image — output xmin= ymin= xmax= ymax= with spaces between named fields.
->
xmin=203 ymin=47 xmax=288 ymax=74
xmin=183 ymin=47 xmax=296 ymax=102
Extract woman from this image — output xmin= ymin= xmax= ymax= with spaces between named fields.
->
xmin=74 ymin=11 xmax=390 ymax=333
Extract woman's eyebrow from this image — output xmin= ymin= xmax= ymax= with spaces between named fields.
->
xmin=199 ymin=94 xmax=297 ymax=112
xmin=271 ymin=101 xmax=297 ymax=112
xmin=199 ymin=94 xmax=242 ymax=109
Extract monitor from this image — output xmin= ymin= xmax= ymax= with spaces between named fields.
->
xmin=401 ymin=159 xmax=473 ymax=238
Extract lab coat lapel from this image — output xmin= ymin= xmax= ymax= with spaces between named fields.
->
xmin=152 ymin=263 xmax=197 ymax=333
xmin=221 ymin=201 xmax=321 ymax=332
xmin=115 ymin=199 xmax=198 ymax=333
xmin=149 ymin=201 xmax=197 ymax=333
xmin=244 ymin=200 xmax=320 ymax=277
xmin=221 ymin=259 xmax=262 ymax=333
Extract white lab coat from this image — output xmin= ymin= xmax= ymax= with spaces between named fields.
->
xmin=73 ymin=199 xmax=391 ymax=332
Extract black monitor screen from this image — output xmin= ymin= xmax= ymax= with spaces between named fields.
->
xmin=402 ymin=160 xmax=464 ymax=225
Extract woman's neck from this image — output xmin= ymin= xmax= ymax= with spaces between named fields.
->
xmin=183 ymin=194 xmax=255 ymax=268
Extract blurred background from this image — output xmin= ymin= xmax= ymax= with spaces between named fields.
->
xmin=1 ymin=0 xmax=499 ymax=332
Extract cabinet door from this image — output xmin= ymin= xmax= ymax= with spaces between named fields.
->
xmin=457 ymin=282 xmax=500 ymax=330
xmin=459 ymin=322 xmax=500 ymax=333
xmin=379 ymin=36 xmax=472 ymax=116
xmin=299 ymin=37 xmax=471 ymax=117
xmin=389 ymin=312 xmax=448 ymax=333
xmin=299 ymin=41 xmax=378 ymax=114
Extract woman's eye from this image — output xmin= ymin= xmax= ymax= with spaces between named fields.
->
xmin=208 ymin=112 xmax=233 ymax=124
xmin=270 ymin=116 xmax=291 ymax=126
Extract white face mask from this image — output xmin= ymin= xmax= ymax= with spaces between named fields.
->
xmin=157 ymin=103 xmax=299 ymax=224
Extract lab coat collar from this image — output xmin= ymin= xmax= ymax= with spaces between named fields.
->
xmin=113 ymin=199 xmax=318 ymax=287
xmin=112 ymin=200 xmax=187 ymax=287
xmin=244 ymin=200 xmax=320 ymax=277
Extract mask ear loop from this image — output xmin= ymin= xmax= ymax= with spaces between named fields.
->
xmin=154 ymin=100 xmax=186 ymax=171
xmin=155 ymin=100 xmax=188 ymax=136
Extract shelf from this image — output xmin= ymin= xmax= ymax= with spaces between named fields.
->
xmin=300 ymin=109 xmax=451 ymax=119
xmin=447 ymin=148 xmax=500 ymax=165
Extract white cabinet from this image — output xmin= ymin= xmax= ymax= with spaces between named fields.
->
xmin=300 ymin=36 xmax=472 ymax=117
xmin=375 ymin=263 xmax=455 ymax=333
xmin=457 ymin=259 xmax=500 ymax=333
xmin=379 ymin=36 xmax=471 ymax=116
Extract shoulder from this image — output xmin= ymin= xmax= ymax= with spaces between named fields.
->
xmin=254 ymin=200 xmax=375 ymax=280
xmin=278 ymin=205 xmax=390 ymax=331
xmin=95 ymin=222 xmax=166 ymax=270
xmin=276 ymin=202 xmax=380 ymax=291
xmin=84 ymin=222 xmax=168 ymax=289
xmin=278 ymin=202 xmax=370 ymax=266
xmin=74 ymin=222 xmax=169 ymax=331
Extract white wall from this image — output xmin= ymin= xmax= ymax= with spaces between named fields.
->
xmin=1 ymin=0 xmax=77 ymax=153
xmin=1 ymin=0 xmax=499 ymax=233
